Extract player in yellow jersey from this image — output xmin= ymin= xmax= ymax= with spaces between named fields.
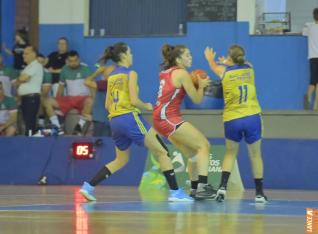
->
xmin=80 ymin=42 xmax=193 ymax=202
xmin=205 ymin=44 xmax=267 ymax=203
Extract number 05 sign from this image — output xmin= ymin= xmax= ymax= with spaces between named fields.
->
xmin=72 ymin=142 xmax=94 ymax=159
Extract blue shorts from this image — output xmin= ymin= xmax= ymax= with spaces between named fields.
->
xmin=224 ymin=114 xmax=262 ymax=144
xmin=110 ymin=112 xmax=151 ymax=151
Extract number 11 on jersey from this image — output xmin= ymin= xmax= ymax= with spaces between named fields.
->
xmin=238 ymin=85 xmax=248 ymax=104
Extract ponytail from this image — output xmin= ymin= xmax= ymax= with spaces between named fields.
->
xmin=229 ymin=44 xmax=245 ymax=65
xmin=98 ymin=42 xmax=128 ymax=65
xmin=160 ymin=44 xmax=187 ymax=70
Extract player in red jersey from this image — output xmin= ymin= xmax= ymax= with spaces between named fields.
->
xmin=153 ymin=44 xmax=216 ymax=200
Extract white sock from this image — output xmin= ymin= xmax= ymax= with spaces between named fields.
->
xmin=38 ymin=118 xmax=45 ymax=127
xmin=50 ymin=115 xmax=60 ymax=128
xmin=78 ymin=118 xmax=86 ymax=128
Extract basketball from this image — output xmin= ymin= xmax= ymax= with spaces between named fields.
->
xmin=190 ymin=69 xmax=208 ymax=88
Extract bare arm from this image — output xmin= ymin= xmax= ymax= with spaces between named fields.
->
xmin=105 ymin=86 xmax=112 ymax=111
xmin=128 ymin=71 xmax=152 ymax=111
xmin=18 ymin=73 xmax=30 ymax=83
xmin=56 ymin=83 xmax=65 ymax=97
xmin=84 ymin=65 xmax=115 ymax=89
xmin=48 ymin=68 xmax=62 ymax=74
xmin=204 ymin=47 xmax=226 ymax=78
xmin=2 ymin=44 xmax=13 ymax=56
xmin=175 ymin=69 xmax=210 ymax=104
xmin=84 ymin=67 xmax=104 ymax=89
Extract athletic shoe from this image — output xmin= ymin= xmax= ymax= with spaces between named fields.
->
xmin=255 ymin=193 xmax=268 ymax=204
xmin=38 ymin=176 xmax=47 ymax=185
xmin=195 ymin=184 xmax=217 ymax=200
xmin=215 ymin=186 xmax=227 ymax=202
xmin=189 ymin=189 xmax=196 ymax=199
xmin=168 ymin=188 xmax=194 ymax=202
xmin=80 ymin=182 xmax=97 ymax=201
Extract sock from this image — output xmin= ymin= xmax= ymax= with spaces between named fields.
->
xmin=38 ymin=117 xmax=45 ymax=127
xmin=50 ymin=115 xmax=60 ymax=128
xmin=220 ymin=171 xmax=231 ymax=188
xmin=198 ymin=175 xmax=208 ymax=184
xmin=254 ymin=178 xmax=264 ymax=195
xmin=78 ymin=118 xmax=86 ymax=128
xmin=89 ymin=166 xmax=112 ymax=186
xmin=191 ymin=180 xmax=199 ymax=190
xmin=163 ymin=169 xmax=178 ymax=190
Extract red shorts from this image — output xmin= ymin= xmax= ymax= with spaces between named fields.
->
xmin=56 ymin=96 xmax=89 ymax=114
xmin=153 ymin=116 xmax=184 ymax=138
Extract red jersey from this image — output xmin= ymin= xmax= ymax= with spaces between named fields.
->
xmin=153 ymin=67 xmax=186 ymax=121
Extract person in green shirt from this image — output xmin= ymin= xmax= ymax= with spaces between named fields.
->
xmin=43 ymin=51 xmax=93 ymax=135
xmin=0 ymin=82 xmax=17 ymax=136
xmin=0 ymin=53 xmax=17 ymax=97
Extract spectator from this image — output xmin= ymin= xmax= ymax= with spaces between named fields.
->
xmin=37 ymin=54 xmax=52 ymax=97
xmin=84 ymin=65 xmax=114 ymax=136
xmin=303 ymin=8 xmax=318 ymax=110
xmin=17 ymin=46 xmax=43 ymax=136
xmin=2 ymin=28 xmax=29 ymax=72
xmin=0 ymin=82 xmax=17 ymax=136
xmin=46 ymin=37 xmax=69 ymax=96
xmin=37 ymin=54 xmax=52 ymax=128
xmin=0 ymin=53 xmax=17 ymax=96
xmin=43 ymin=50 xmax=93 ymax=135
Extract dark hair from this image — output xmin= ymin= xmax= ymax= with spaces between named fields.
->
xmin=161 ymin=44 xmax=187 ymax=70
xmin=99 ymin=42 xmax=128 ymax=64
xmin=67 ymin=50 xmax=79 ymax=58
xmin=314 ymin=8 xmax=318 ymax=21
xmin=229 ymin=44 xmax=245 ymax=65
xmin=37 ymin=53 xmax=45 ymax=58
xmin=58 ymin=37 xmax=68 ymax=43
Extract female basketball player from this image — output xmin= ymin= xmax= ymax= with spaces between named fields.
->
xmin=153 ymin=44 xmax=217 ymax=200
xmin=80 ymin=42 xmax=193 ymax=202
xmin=204 ymin=44 xmax=267 ymax=203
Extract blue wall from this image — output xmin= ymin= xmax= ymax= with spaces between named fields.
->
xmin=0 ymin=137 xmax=317 ymax=190
xmin=0 ymin=0 xmax=15 ymax=64
xmin=39 ymin=22 xmax=309 ymax=110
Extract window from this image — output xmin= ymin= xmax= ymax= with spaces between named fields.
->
xmin=86 ymin=0 xmax=186 ymax=37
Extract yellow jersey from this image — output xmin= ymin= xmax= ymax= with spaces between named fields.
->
xmin=106 ymin=66 xmax=140 ymax=119
xmin=222 ymin=64 xmax=261 ymax=122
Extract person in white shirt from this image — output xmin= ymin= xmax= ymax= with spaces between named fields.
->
xmin=17 ymin=46 xmax=43 ymax=135
xmin=303 ymin=8 xmax=318 ymax=110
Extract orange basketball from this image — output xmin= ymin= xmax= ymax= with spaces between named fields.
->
xmin=190 ymin=69 xmax=208 ymax=88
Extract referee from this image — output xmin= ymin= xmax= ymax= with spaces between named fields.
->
xmin=17 ymin=46 xmax=43 ymax=135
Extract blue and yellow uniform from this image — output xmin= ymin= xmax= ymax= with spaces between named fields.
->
xmin=222 ymin=64 xmax=262 ymax=144
xmin=107 ymin=66 xmax=150 ymax=150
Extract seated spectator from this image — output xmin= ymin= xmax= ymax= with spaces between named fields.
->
xmin=0 ymin=82 xmax=17 ymax=136
xmin=46 ymin=37 xmax=69 ymax=96
xmin=43 ymin=50 xmax=93 ymax=135
xmin=84 ymin=65 xmax=115 ymax=136
xmin=0 ymin=53 xmax=17 ymax=97
xmin=37 ymin=53 xmax=52 ymax=128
